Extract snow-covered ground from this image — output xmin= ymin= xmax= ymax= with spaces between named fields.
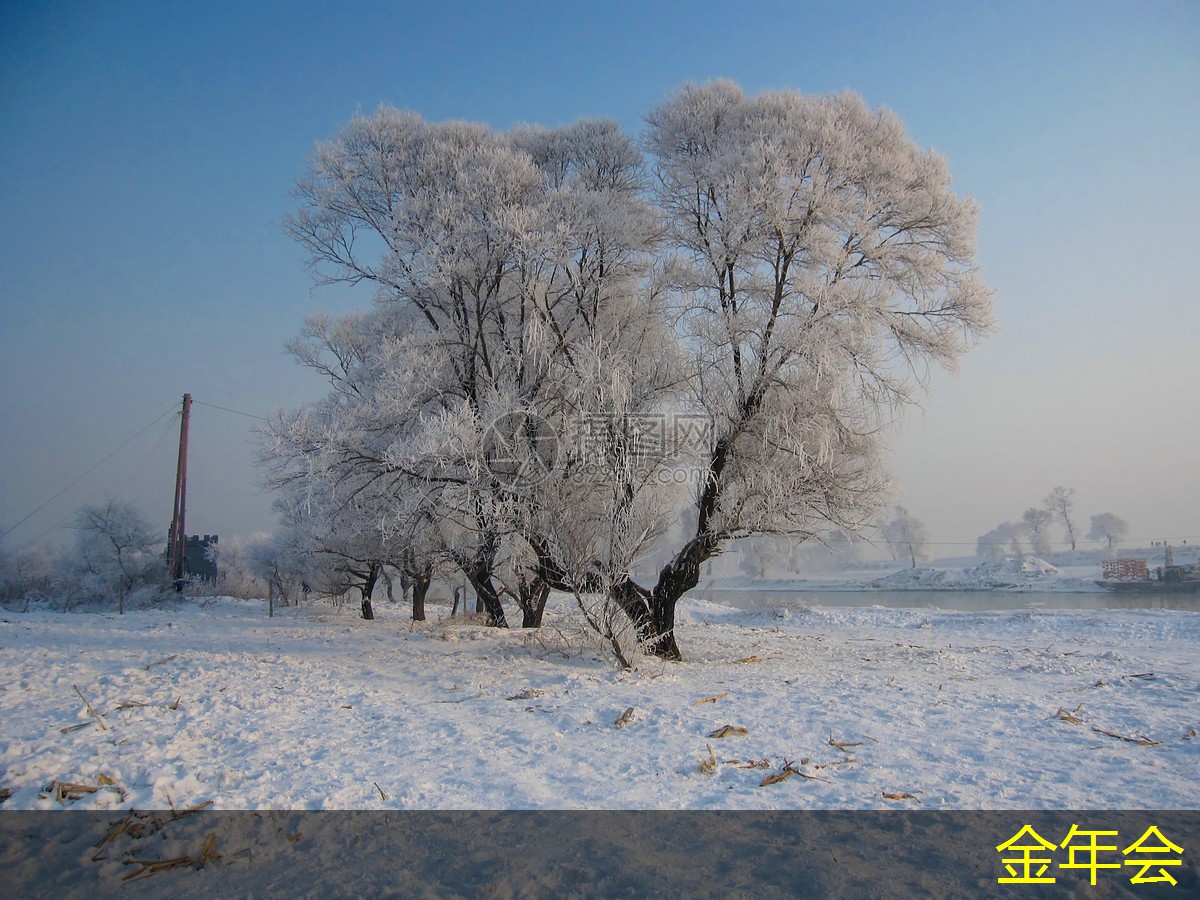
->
xmin=1 ymin=595 xmax=1196 ymax=812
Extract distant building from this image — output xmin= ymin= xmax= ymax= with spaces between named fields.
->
xmin=185 ymin=534 xmax=218 ymax=581
xmin=165 ymin=533 xmax=219 ymax=582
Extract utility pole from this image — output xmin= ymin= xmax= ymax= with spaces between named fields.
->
xmin=167 ymin=393 xmax=192 ymax=589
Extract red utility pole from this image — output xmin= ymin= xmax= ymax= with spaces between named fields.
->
xmin=167 ymin=393 xmax=192 ymax=588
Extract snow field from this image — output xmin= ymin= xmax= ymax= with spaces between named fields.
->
xmin=0 ymin=596 xmax=1196 ymax=811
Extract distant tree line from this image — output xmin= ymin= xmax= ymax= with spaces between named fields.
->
xmin=735 ymin=504 xmax=930 ymax=578
xmin=0 ymin=500 xmax=168 ymax=613
xmin=976 ymin=486 xmax=1129 ymax=562
xmin=0 ymin=498 xmax=437 ymax=618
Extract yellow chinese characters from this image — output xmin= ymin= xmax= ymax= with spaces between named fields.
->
xmin=1124 ymin=826 xmax=1184 ymax=887
xmin=1058 ymin=824 xmax=1120 ymax=886
xmin=996 ymin=825 xmax=1058 ymax=884
xmin=997 ymin=823 xmax=1185 ymax=887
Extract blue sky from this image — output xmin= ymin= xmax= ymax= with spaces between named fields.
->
xmin=1 ymin=0 xmax=1197 ymax=553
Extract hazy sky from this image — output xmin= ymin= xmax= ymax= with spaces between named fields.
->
xmin=1 ymin=0 xmax=1196 ymax=556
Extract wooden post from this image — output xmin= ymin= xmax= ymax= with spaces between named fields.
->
xmin=268 ymin=580 xmax=274 ymax=618
xmin=167 ymin=393 xmax=192 ymax=589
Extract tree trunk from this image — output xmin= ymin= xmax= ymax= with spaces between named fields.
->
xmin=465 ymin=566 xmax=508 ymax=627
xmin=360 ymin=563 xmax=379 ymax=620
xmin=644 ymin=579 xmax=690 ymax=662
xmin=626 ymin=438 xmax=730 ymax=660
xmin=411 ymin=567 xmax=430 ymax=622
xmin=608 ymin=542 xmax=709 ymax=661
xmin=610 ymin=578 xmax=656 ymax=644
xmin=518 ymin=577 xmax=551 ymax=628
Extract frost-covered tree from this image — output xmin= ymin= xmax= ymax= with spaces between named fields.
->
xmin=0 ymin=541 xmax=56 ymax=607
xmin=278 ymin=467 xmax=445 ymax=622
xmin=273 ymin=109 xmax=661 ymax=632
xmin=279 ymin=111 xmax=555 ymax=625
xmin=201 ymin=532 xmax=270 ymax=599
xmin=1087 ymin=513 xmax=1128 ymax=553
xmin=607 ymin=82 xmax=991 ymax=656
xmin=738 ymin=537 xmax=785 ymax=580
xmin=71 ymin=500 xmax=161 ymax=613
xmin=883 ymin=506 xmax=931 ymax=568
xmin=275 ymin=487 xmax=387 ymax=620
xmin=791 ymin=528 xmax=868 ymax=574
xmin=261 ymin=310 xmax=446 ymax=621
xmin=1021 ymin=507 xmax=1054 ymax=558
xmin=976 ymin=522 xmax=1025 ymax=563
xmin=273 ymin=83 xmax=992 ymax=661
xmin=245 ymin=529 xmax=314 ymax=611
xmin=1044 ymin=485 xmax=1078 ymax=552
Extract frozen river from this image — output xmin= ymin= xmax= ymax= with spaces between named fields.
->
xmin=698 ymin=587 xmax=1200 ymax=612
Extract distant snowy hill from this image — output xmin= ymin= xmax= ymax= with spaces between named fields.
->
xmin=870 ymin=555 xmax=1092 ymax=591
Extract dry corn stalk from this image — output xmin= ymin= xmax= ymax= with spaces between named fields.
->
xmin=507 ymin=689 xmax=548 ymax=701
xmin=96 ymin=813 xmax=136 ymax=848
xmin=708 ymin=725 xmax=749 ymax=738
xmin=122 ymin=855 xmax=197 ymax=882
xmin=693 ymin=692 xmax=729 ymax=705
xmin=73 ymin=685 xmax=108 ymax=731
xmin=122 ymin=833 xmax=221 ymax=885
xmin=730 ymin=758 xmax=772 ymax=770
xmin=172 ymin=799 xmax=213 ymax=819
xmin=50 ymin=780 xmax=101 ymax=802
xmin=828 ymin=735 xmax=862 ymax=751
xmin=1054 ymin=705 xmax=1085 ymax=725
xmin=698 ymin=744 xmax=717 ymax=775
xmin=759 ymin=760 xmax=802 ymax=787
xmin=1091 ymin=726 xmax=1160 ymax=746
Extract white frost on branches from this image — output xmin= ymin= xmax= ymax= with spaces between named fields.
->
xmin=263 ymin=82 xmax=993 ymax=660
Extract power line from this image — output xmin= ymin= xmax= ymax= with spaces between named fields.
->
xmin=1 ymin=404 xmax=179 ymax=542
xmin=25 ymin=411 xmax=184 ymax=546
xmin=192 ymin=399 xmax=267 ymax=421
xmin=1 ymin=396 xmax=266 ymax=545
xmin=919 ymin=536 xmax=1199 ymax=547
